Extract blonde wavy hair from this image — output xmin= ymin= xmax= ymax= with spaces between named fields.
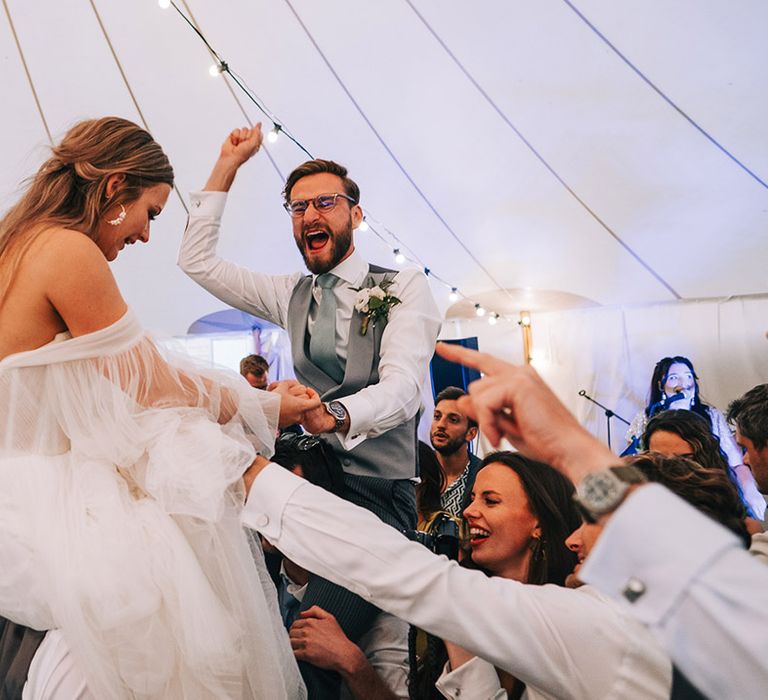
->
xmin=0 ymin=116 xmax=174 ymax=297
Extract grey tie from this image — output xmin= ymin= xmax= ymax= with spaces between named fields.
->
xmin=309 ymin=273 xmax=344 ymax=383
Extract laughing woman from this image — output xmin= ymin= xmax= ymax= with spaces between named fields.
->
xmin=424 ymin=452 xmax=672 ymax=700
xmin=0 ymin=118 xmax=311 ymax=698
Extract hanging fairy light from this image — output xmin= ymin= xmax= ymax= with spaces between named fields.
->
xmin=475 ymin=303 xmax=486 ymax=318
xmin=488 ymin=312 xmax=498 ymax=325
xmin=449 ymin=288 xmax=459 ymax=303
xmin=158 ymin=0 xmax=171 ymax=8
xmin=358 ymin=217 xmax=369 ymax=232
xmin=209 ymin=62 xmax=223 ymax=77
xmin=394 ymin=249 xmax=406 ymax=264
xmin=266 ymin=124 xmax=282 ymax=143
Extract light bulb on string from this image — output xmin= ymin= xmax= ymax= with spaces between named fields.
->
xmin=475 ymin=303 xmax=486 ymax=318
xmin=209 ymin=63 xmax=223 ymax=77
xmin=158 ymin=0 xmax=171 ymax=8
xmin=488 ymin=313 xmax=498 ymax=326
xmin=449 ymin=288 xmax=459 ymax=303
xmin=266 ymin=124 xmax=282 ymax=143
xmin=394 ymin=249 xmax=406 ymax=264
xmin=358 ymin=217 xmax=369 ymax=232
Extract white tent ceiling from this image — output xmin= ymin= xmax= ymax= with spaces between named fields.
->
xmin=2 ymin=0 xmax=767 ymax=336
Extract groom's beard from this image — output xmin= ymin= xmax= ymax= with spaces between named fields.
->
xmin=295 ymin=219 xmax=353 ymax=275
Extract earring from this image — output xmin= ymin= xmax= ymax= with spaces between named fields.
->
xmin=107 ymin=203 xmax=126 ymax=226
xmin=530 ymin=535 xmax=547 ymax=563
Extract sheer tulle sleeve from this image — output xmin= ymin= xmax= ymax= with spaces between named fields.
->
xmin=0 ymin=310 xmax=305 ymax=699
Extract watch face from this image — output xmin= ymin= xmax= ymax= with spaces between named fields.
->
xmin=582 ymin=472 xmax=623 ymax=510
xmin=328 ymin=401 xmax=347 ymax=420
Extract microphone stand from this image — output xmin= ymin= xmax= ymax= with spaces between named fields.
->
xmin=578 ymin=390 xmax=630 ymax=451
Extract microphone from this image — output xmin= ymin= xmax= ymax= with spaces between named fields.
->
xmin=664 ymin=390 xmax=687 ymax=409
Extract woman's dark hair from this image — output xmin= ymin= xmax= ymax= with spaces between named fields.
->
xmin=643 ymin=410 xmax=729 ymax=473
xmin=474 ymin=451 xmax=581 ymax=586
xmin=409 ymin=452 xmax=580 ymax=699
xmin=416 ymin=441 xmax=445 ymax=523
xmin=642 ymin=410 xmax=757 ymax=517
xmin=645 ymin=356 xmax=711 ymax=425
xmin=629 ymin=452 xmax=749 ymax=547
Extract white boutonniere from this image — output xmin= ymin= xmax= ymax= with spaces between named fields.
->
xmin=353 ymin=279 xmax=401 ymax=335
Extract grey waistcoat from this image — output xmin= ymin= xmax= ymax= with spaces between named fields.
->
xmin=287 ymin=265 xmax=418 ymax=480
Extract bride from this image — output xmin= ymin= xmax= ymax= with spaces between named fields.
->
xmin=0 ymin=117 xmax=312 ymax=698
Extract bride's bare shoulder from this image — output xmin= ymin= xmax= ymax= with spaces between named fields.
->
xmin=30 ymin=227 xmax=106 ymax=268
xmin=26 ymin=228 xmax=127 ymax=334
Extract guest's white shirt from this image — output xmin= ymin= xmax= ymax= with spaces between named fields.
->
xmin=179 ymin=191 xmax=442 ymax=451
xmin=581 ymin=484 xmax=768 ymax=700
xmin=243 ymin=465 xmax=672 ymax=699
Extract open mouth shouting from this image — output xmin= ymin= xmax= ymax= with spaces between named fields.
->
xmin=304 ymin=227 xmax=331 ymax=255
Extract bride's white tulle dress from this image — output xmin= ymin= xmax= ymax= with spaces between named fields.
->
xmin=0 ymin=309 xmax=306 ymax=699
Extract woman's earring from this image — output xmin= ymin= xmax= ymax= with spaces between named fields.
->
xmin=107 ymin=203 xmax=126 ymax=226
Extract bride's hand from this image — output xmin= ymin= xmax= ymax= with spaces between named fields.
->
xmin=268 ymin=380 xmax=321 ymax=428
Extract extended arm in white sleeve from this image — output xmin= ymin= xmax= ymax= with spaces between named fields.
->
xmin=339 ymin=269 xmax=441 ymax=449
xmin=580 ymin=484 xmax=768 ymax=700
xmin=178 ymin=191 xmax=301 ymax=327
xmin=243 ymin=465 xmax=670 ymax=699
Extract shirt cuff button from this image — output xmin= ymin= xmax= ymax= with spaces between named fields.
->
xmin=252 ymin=514 xmax=269 ymax=528
xmin=622 ymin=577 xmax=646 ymax=603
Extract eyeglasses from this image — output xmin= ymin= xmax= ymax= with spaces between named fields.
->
xmin=276 ymin=432 xmax=322 ymax=451
xmin=283 ymin=193 xmax=357 ymax=218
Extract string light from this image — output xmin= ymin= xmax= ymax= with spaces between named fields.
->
xmin=266 ymin=124 xmax=282 ymax=143
xmin=519 ymin=311 xmax=532 ymax=327
xmin=164 ymin=1 xmax=515 ymax=325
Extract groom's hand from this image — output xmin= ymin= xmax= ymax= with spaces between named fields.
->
xmin=219 ymin=125 xmax=263 ymax=166
xmin=204 ymin=124 xmax=263 ymax=192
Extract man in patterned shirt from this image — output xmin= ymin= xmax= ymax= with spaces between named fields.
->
xmin=430 ymin=386 xmax=482 ymax=516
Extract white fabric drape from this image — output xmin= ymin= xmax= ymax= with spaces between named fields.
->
xmin=0 ymin=309 xmax=305 ymax=699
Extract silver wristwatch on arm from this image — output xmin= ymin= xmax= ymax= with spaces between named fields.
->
xmin=323 ymin=401 xmax=348 ymax=433
xmin=574 ymin=465 xmax=647 ymax=523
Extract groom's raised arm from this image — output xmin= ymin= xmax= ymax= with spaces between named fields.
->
xmin=178 ymin=126 xmax=300 ymax=327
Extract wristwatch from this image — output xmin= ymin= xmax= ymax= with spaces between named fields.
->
xmin=324 ymin=401 xmax=348 ymax=433
xmin=574 ymin=465 xmax=647 ymax=523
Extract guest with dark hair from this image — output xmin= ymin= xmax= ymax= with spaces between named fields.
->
xmin=626 ymin=356 xmax=764 ymax=518
xmin=240 ymin=353 xmax=270 ymax=389
xmin=727 ymin=384 xmax=768 ymax=563
xmin=404 ymin=452 xmax=673 ymax=700
xmin=416 ymin=441 xmax=445 ymax=527
xmin=642 ymin=410 xmax=759 ymax=519
xmin=430 ymin=386 xmax=482 ymax=516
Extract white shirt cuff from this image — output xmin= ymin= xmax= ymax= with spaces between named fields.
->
xmin=435 ymin=657 xmax=505 ymax=700
xmin=336 ymin=393 xmax=376 ymax=450
xmin=580 ymin=484 xmax=741 ymax=625
xmin=241 ymin=463 xmax=307 ymax=542
xmin=189 ymin=190 xmax=229 ymax=217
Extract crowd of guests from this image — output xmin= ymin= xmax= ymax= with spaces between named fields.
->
xmin=238 ymin=355 xmax=767 ymax=700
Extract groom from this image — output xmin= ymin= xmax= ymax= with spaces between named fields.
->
xmin=179 ymin=125 xmax=441 ymax=697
